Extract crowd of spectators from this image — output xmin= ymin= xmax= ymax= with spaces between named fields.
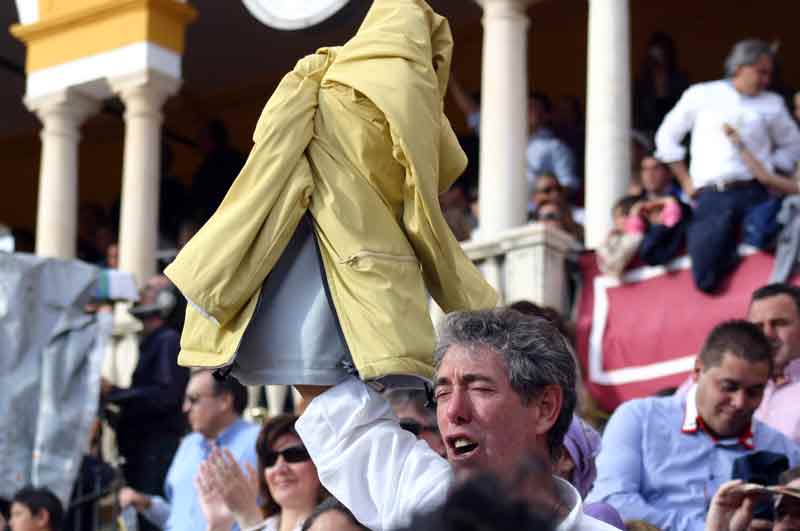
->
xmin=448 ymin=36 xmax=800 ymax=298
xmin=6 ymin=20 xmax=800 ymax=531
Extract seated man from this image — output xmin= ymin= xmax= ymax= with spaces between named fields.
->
xmin=119 ymin=370 xmax=259 ymax=531
xmin=588 ymin=320 xmax=800 ymax=531
xmin=9 ymin=486 xmax=63 ymax=531
xmin=296 ymin=308 xmax=617 ymax=531
xmin=749 ymin=284 xmax=800 ymax=444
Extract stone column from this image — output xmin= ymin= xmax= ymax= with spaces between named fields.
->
xmin=111 ymin=71 xmax=180 ymax=285
xmin=26 ymin=90 xmax=99 ymax=258
xmin=474 ymin=0 xmax=536 ymax=238
xmin=584 ymin=0 xmax=632 ymax=248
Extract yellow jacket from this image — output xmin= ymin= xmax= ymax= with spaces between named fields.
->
xmin=164 ymin=0 xmax=497 ymax=381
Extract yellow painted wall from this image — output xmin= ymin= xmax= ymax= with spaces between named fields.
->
xmin=12 ymin=0 xmax=195 ymax=71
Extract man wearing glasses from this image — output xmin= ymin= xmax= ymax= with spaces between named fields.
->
xmin=119 ymin=370 xmax=260 ymax=531
xmin=387 ymin=389 xmax=445 ymax=457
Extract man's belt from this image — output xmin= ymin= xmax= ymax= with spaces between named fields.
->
xmin=695 ymin=179 xmax=758 ymax=196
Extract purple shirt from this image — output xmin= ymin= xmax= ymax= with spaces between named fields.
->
xmin=754 ymin=359 xmax=800 ymax=444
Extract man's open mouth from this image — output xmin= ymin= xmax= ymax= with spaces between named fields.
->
xmin=451 ymin=437 xmax=479 ymax=456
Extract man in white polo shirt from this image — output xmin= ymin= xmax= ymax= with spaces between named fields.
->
xmin=655 ymin=39 xmax=800 ymax=293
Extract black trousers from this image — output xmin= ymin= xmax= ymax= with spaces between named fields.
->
xmin=687 ymin=183 xmax=780 ymax=293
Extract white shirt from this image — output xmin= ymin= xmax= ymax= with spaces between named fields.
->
xmin=296 ymin=376 xmax=618 ymax=531
xmin=655 ymin=80 xmax=800 ymax=189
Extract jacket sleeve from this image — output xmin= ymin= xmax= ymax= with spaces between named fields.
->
xmin=296 ymin=377 xmax=451 ymax=530
xmin=164 ymin=51 xmax=332 ymax=327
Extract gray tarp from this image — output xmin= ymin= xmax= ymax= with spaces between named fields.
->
xmin=0 ymin=253 xmax=110 ymax=506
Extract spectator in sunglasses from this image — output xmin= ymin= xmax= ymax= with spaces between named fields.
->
xmin=387 ymin=389 xmax=446 ymax=457
xmin=534 ymin=200 xmax=585 ymax=243
xmin=195 ymin=414 xmax=327 ymax=531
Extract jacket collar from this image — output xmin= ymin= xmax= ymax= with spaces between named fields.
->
xmin=681 ymin=384 xmax=754 ymax=449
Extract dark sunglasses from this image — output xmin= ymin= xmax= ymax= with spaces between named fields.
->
xmin=538 ymin=212 xmax=560 ymax=221
xmin=399 ymin=419 xmax=439 ymax=437
xmin=263 ymin=446 xmax=310 ymax=467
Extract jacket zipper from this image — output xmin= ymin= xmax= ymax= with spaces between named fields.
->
xmin=340 ymin=250 xmax=419 ymax=266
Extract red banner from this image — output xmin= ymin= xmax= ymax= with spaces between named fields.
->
xmin=575 ymin=249 xmax=798 ymax=412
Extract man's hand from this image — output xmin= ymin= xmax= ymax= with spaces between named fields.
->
xmin=118 ymin=487 xmax=151 ymax=513
xmin=706 ymin=480 xmax=767 ymax=531
xmin=100 ymin=378 xmax=115 ymax=399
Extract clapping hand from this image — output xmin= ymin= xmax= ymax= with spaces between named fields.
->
xmin=195 ymin=463 xmax=236 ymax=531
xmin=202 ymin=447 xmax=264 ymax=529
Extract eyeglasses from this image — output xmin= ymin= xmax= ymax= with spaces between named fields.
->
xmin=399 ymin=419 xmax=439 ymax=437
xmin=262 ymin=446 xmax=310 ymax=467
xmin=538 ymin=212 xmax=560 ymax=221
xmin=536 ymin=185 xmax=560 ymax=195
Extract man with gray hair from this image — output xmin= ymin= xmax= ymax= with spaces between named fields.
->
xmin=655 ymin=38 xmax=800 ymax=293
xmin=295 ymin=308 xmax=616 ymax=531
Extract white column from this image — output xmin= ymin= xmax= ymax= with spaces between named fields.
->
xmin=584 ymin=0 xmax=632 ymax=248
xmin=26 ymin=90 xmax=99 ymax=258
xmin=111 ymin=71 xmax=180 ymax=285
xmin=475 ymin=0 xmax=535 ymax=238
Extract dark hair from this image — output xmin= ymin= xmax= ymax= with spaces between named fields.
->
xmin=255 ymin=414 xmax=327 ymax=517
xmin=529 ymin=91 xmax=553 ymax=114
xmin=401 ymin=472 xmax=557 ymax=531
xmin=698 ymin=320 xmax=773 ymax=374
xmin=210 ymin=374 xmax=248 ymax=415
xmin=434 ymin=309 xmax=577 ymax=459
xmin=644 ymin=32 xmax=679 ymax=75
xmin=12 ymin=486 xmax=64 ymax=531
xmin=0 ymin=497 xmax=9 ymax=521
xmin=301 ymin=498 xmax=368 ymax=530
xmin=751 ymin=284 xmax=800 ymax=316
xmin=613 ymin=195 xmax=641 ymax=217
xmin=508 ymin=301 xmax=574 ymax=347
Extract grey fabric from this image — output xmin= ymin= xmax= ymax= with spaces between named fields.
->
xmin=231 ymin=215 xmax=353 ymax=385
xmin=0 ymin=253 xmax=107 ymax=506
xmin=771 ymin=196 xmax=800 ymax=282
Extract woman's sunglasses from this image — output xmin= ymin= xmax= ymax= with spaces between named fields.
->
xmin=263 ymin=446 xmax=310 ymax=467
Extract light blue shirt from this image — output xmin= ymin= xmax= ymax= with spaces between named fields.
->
xmin=143 ymin=418 xmax=260 ymax=531
xmin=526 ymin=127 xmax=579 ymax=191
xmin=587 ymin=386 xmax=800 ymax=531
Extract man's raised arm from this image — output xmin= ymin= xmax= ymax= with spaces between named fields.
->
xmin=295 ymin=377 xmax=452 ymax=530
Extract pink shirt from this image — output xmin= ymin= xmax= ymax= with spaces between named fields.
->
xmin=754 ymin=359 xmax=800 ymax=444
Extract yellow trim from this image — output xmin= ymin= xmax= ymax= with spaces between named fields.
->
xmin=11 ymin=0 xmax=197 ymax=72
